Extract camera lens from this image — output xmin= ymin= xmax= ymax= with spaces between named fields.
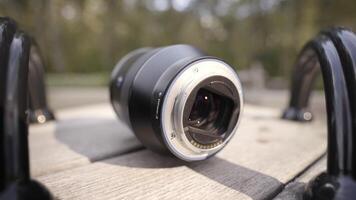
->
xmin=110 ymin=45 xmax=243 ymax=161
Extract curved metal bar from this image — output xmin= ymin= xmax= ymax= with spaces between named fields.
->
xmin=3 ymin=31 xmax=31 ymax=184
xmin=323 ymin=28 xmax=356 ymax=179
xmin=0 ymin=17 xmax=17 ymax=192
xmin=28 ymin=40 xmax=55 ymax=124
xmin=282 ymin=46 xmax=320 ymax=122
xmin=308 ymin=35 xmax=353 ymax=176
xmin=0 ymin=18 xmax=51 ymax=200
xmin=284 ymin=28 xmax=356 ymax=199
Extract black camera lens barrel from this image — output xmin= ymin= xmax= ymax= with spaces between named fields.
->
xmin=110 ymin=45 xmax=243 ymax=161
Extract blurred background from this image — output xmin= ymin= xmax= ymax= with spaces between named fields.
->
xmin=0 ymin=0 xmax=352 ymax=112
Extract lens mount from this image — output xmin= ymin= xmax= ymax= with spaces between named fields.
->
xmin=161 ymin=59 xmax=243 ymax=161
xmin=111 ymin=45 xmax=243 ymax=161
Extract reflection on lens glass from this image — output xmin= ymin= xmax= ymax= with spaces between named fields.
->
xmin=187 ymin=88 xmax=234 ymax=146
xmin=189 ymin=89 xmax=214 ymax=124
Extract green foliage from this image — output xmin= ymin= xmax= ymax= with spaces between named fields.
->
xmin=46 ymin=72 xmax=109 ymax=87
xmin=0 ymin=0 xmax=355 ymax=80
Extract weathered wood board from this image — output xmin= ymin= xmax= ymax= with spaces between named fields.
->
xmin=273 ymin=157 xmax=326 ymax=200
xmin=29 ymin=104 xmax=142 ymax=177
xmin=29 ymin=103 xmax=327 ymax=200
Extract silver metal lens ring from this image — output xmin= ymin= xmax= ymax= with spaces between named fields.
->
xmin=161 ymin=58 xmax=243 ymax=161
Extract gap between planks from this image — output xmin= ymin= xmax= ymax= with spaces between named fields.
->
xmin=29 ymin=103 xmax=327 ymax=200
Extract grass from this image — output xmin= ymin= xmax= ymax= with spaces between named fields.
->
xmin=46 ymin=72 xmax=110 ymax=87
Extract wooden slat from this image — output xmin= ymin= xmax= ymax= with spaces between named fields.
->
xmin=273 ymin=157 xmax=326 ymax=200
xmin=298 ymin=157 xmax=326 ymax=183
xmin=35 ymin=104 xmax=327 ymax=200
xmin=29 ymin=104 xmax=142 ymax=177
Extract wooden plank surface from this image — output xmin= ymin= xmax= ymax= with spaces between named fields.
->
xmin=273 ymin=157 xmax=326 ymax=200
xmin=298 ymin=157 xmax=326 ymax=183
xmin=30 ymin=103 xmax=327 ymax=200
xmin=29 ymin=104 xmax=142 ymax=177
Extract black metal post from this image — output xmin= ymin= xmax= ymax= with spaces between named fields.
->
xmin=323 ymin=28 xmax=356 ymax=180
xmin=281 ymin=46 xmax=320 ymax=122
xmin=0 ymin=17 xmax=51 ymax=200
xmin=283 ymin=28 xmax=356 ymax=199
xmin=0 ymin=17 xmax=17 ymax=193
xmin=28 ymin=41 xmax=55 ymax=124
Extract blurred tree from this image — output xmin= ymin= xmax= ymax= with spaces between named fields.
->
xmin=0 ymin=0 xmax=354 ymax=82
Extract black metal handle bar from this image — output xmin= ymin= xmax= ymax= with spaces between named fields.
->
xmin=28 ymin=40 xmax=55 ymax=124
xmin=0 ymin=17 xmax=51 ymax=200
xmin=283 ymin=28 xmax=356 ymax=199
